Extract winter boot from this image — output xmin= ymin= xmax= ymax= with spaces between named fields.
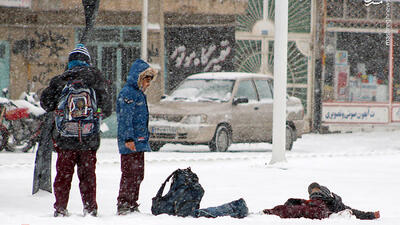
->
xmin=117 ymin=202 xmax=131 ymax=215
xmin=83 ymin=208 xmax=97 ymax=217
xmin=130 ymin=203 xmax=140 ymax=213
xmin=54 ymin=208 xmax=69 ymax=217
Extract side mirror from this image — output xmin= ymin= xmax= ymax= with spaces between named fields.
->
xmin=160 ymin=95 xmax=167 ymax=100
xmin=2 ymin=88 xmax=8 ymax=97
xmin=233 ymin=97 xmax=249 ymax=105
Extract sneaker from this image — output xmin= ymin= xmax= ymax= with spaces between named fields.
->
xmin=54 ymin=208 xmax=69 ymax=217
xmin=83 ymin=208 xmax=97 ymax=217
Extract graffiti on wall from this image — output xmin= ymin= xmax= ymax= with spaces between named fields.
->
xmin=165 ymin=26 xmax=235 ymax=92
xmin=11 ymin=30 xmax=69 ymax=94
xmin=12 ymin=30 xmax=69 ymax=58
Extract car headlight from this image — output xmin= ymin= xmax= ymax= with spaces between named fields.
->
xmin=181 ymin=114 xmax=207 ymax=124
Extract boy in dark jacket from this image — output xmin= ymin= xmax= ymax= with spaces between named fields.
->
xmin=263 ymin=182 xmax=380 ymax=220
xmin=116 ymin=59 xmax=157 ymax=215
xmin=40 ymin=44 xmax=112 ymax=217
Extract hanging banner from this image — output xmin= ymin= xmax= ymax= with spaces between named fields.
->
xmin=0 ymin=0 xmax=31 ymax=8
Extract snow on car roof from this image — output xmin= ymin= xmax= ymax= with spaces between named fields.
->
xmin=186 ymin=72 xmax=273 ymax=80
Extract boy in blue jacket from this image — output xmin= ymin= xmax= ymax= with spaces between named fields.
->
xmin=116 ymin=59 xmax=157 ymax=215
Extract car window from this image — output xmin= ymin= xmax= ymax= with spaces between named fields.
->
xmin=235 ymin=80 xmax=258 ymax=101
xmin=166 ymin=79 xmax=234 ymax=102
xmin=254 ymin=79 xmax=272 ymax=100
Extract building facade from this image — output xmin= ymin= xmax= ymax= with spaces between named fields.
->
xmin=3 ymin=0 xmax=399 ymax=133
xmin=0 ymin=0 xmax=247 ymax=108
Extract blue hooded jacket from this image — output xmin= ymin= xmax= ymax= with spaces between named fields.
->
xmin=117 ymin=59 xmax=152 ymax=154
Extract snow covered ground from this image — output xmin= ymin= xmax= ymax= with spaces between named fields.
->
xmin=0 ymin=130 xmax=399 ymax=225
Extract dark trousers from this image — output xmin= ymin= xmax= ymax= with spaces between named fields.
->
xmin=53 ymin=148 xmax=97 ymax=212
xmin=117 ymin=152 xmax=145 ymax=208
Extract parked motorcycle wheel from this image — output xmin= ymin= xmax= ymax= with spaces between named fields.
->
xmin=6 ymin=133 xmax=35 ymax=152
xmin=0 ymin=125 xmax=8 ymax=152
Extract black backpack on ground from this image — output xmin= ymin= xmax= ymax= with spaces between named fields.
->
xmin=151 ymin=167 xmax=204 ymax=217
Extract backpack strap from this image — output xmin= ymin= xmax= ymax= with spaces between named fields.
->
xmin=155 ymin=170 xmax=179 ymax=198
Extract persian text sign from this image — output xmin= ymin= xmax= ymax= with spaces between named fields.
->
xmin=0 ymin=0 xmax=31 ymax=7
xmin=322 ymin=105 xmax=388 ymax=123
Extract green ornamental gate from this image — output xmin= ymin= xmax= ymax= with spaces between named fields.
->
xmin=235 ymin=0 xmax=312 ymax=116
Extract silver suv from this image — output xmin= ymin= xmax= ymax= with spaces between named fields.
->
xmin=148 ymin=72 xmax=305 ymax=151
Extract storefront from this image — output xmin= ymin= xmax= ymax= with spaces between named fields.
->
xmin=321 ymin=0 xmax=400 ymax=131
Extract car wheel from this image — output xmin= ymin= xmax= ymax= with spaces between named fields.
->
xmin=285 ymin=125 xmax=294 ymax=151
xmin=150 ymin=142 xmax=165 ymax=152
xmin=209 ymin=125 xmax=231 ymax=152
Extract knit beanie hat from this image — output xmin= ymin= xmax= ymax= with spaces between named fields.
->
xmin=68 ymin=43 xmax=91 ymax=64
xmin=308 ymin=182 xmax=332 ymax=199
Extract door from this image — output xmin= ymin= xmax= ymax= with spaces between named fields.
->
xmin=99 ymin=46 xmax=140 ymax=111
xmin=231 ymin=79 xmax=263 ymax=142
xmin=0 ymin=41 xmax=10 ymax=94
xmin=254 ymin=79 xmax=274 ymax=141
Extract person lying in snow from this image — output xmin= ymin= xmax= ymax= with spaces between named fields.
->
xmin=263 ymin=182 xmax=380 ymax=220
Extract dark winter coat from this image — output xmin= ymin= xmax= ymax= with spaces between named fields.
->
xmin=263 ymin=198 xmax=331 ymax=220
xmin=40 ymin=65 xmax=112 ymax=151
xmin=264 ymin=193 xmax=378 ymax=220
xmin=311 ymin=192 xmax=377 ymax=220
xmin=116 ymin=59 xmax=151 ymax=154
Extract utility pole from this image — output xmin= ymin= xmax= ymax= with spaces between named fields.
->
xmin=270 ymin=0 xmax=288 ymax=164
xmin=141 ymin=0 xmax=148 ymax=61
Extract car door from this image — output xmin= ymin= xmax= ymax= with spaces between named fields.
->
xmin=254 ymin=78 xmax=274 ymax=142
xmin=231 ymin=79 xmax=262 ymax=142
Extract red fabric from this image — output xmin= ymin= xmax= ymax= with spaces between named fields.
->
xmin=117 ymin=152 xmax=145 ymax=208
xmin=53 ymin=148 xmax=97 ymax=212
xmin=264 ymin=199 xmax=331 ymax=220
xmin=5 ymin=108 xmax=29 ymax=120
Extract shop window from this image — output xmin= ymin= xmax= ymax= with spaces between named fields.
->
xmin=393 ymin=34 xmax=400 ymax=102
xmin=323 ymin=32 xmax=389 ymax=103
xmin=327 ymin=0 xmax=344 ymax=18
xmin=123 ymin=29 xmax=141 ymax=42
xmin=92 ymin=29 xmax=120 ymax=42
xmin=346 ymin=0 xmax=367 ymax=19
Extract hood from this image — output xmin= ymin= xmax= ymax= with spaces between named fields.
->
xmin=126 ymin=59 xmax=150 ymax=89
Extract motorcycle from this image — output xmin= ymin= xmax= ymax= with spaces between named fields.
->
xmin=0 ymin=88 xmax=46 ymax=152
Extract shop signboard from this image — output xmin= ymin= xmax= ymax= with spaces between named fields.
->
xmin=322 ymin=105 xmax=389 ymax=123
xmin=334 ymin=65 xmax=349 ymax=101
xmin=0 ymin=0 xmax=31 ymax=8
